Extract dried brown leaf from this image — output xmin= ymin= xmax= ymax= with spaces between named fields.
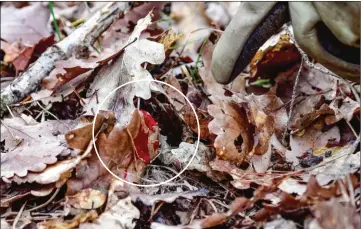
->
xmin=310 ymin=198 xmax=360 ymax=229
xmin=12 ymin=34 xmax=55 ymax=73
xmin=66 ymin=109 xmax=160 ymax=194
xmin=38 ymin=210 xmax=98 ymax=229
xmin=79 ymin=197 xmax=139 ymax=229
xmin=1 ymin=40 xmax=22 ymax=62
xmin=1 ymin=118 xmax=76 ymax=179
xmin=66 ymin=189 xmax=106 ymax=209
xmin=208 ymin=100 xmax=254 ymax=162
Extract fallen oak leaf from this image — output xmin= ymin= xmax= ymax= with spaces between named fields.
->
xmin=3 ymin=156 xmax=83 ymax=185
xmin=1 ymin=117 xmax=76 ymax=179
xmin=66 ymin=109 xmax=160 ymax=194
xmin=208 ymin=99 xmax=254 ymax=162
xmin=43 ymin=39 xmax=137 ymax=91
xmin=65 ymin=112 xmax=115 ymax=151
xmin=84 ymin=11 xmax=165 ymax=120
xmin=244 ymin=95 xmax=275 ymax=156
xmin=2 ymin=132 xmax=96 ymax=186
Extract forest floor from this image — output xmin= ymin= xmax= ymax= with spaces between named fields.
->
xmin=1 ymin=2 xmax=360 ymax=229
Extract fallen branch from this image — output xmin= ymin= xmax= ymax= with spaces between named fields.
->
xmin=0 ymin=2 xmax=131 ymax=117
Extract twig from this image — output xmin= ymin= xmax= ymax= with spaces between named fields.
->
xmin=12 ymin=201 xmax=27 ymax=229
xmin=282 ymin=58 xmax=304 ymax=145
xmin=204 ymin=199 xmax=218 ymax=213
xmin=36 ymin=101 xmax=70 ymax=130
xmin=24 ymin=188 xmax=60 ymax=213
xmin=0 ymin=2 xmax=132 ymax=117
xmin=347 ymin=174 xmax=356 ymax=206
xmin=148 ymin=202 xmax=165 ymax=222
xmin=188 ymin=197 xmax=202 ymax=224
xmin=6 ymin=105 xmax=15 ymax=118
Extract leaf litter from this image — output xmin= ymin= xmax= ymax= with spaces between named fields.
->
xmin=0 ymin=2 xmax=360 ymax=229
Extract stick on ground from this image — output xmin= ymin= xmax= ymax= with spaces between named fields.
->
xmin=0 ymin=2 xmax=131 ymax=117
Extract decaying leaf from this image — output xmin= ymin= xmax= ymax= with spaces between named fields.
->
xmin=1 ymin=40 xmax=22 ymax=62
xmin=131 ymin=189 xmax=208 ymax=206
xmin=1 ymin=3 xmax=51 ymax=44
xmin=308 ymin=198 xmax=360 ymax=229
xmin=66 ymin=109 xmax=160 ymax=194
xmin=3 ymin=156 xmax=82 ymax=185
xmin=159 ymin=141 xmax=213 ymax=173
xmin=327 ymin=97 xmax=360 ymax=125
xmin=170 ymin=2 xmax=211 ymax=57
xmin=1 ymin=117 xmax=76 ymax=178
xmin=1 ymin=3 xmax=359 ymax=229
xmin=158 ymin=29 xmax=184 ymax=51
xmin=79 ymin=197 xmax=140 ymax=229
xmin=286 ymin=124 xmax=341 ymax=165
xmin=208 ymin=99 xmax=254 ymax=162
xmin=12 ymin=34 xmax=55 ymax=73
xmin=38 ymin=210 xmax=98 ymax=229
xmin=249 ymin=32 xmax=301 ymax=79
xmin=84 ymin=11 xmax=165 ymax=120
xmin=291 ymin=104 xmax=335 ymax=133
xmin=66 ymin=189 xmax=106 ymax=209
xmin=209 ymin=158 xmax=278 ymax=189
xmin=151 ymin=197 xmax=250 ymax=229
xmin=183 ymin=105 xmax=213 ymax=139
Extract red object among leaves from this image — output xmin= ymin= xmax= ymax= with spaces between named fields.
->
xmin=133 ymin=110 xmax=159 ymax=164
